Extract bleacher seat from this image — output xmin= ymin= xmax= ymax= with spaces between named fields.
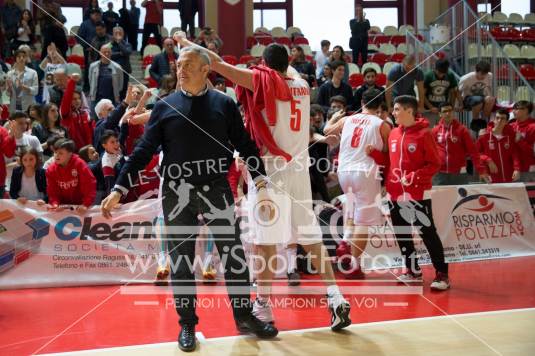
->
xmin=67 ymin=36 xmax=77 ymax=48
xmin=70 ymin=26 xmax=80 ymax=36
xmin=246 ymin=36 xmax=257 ymax=49
xmin=496 ymin=86 xmax=512 ymax=105
xmin=170 ymin=27 xmax=180 ymax=37
xmin=71 ymin=44 xmax=84 ymax=57
xmin=515 ymin=86 xmax=532 ymax=101
xmin=520 ymin=44 xmax=535 ymax=59
xmin=145 ymin=65 xmax=157 ymax=88
xmin=491 ymin=26 xmax=511 ymax=41
xmin=368 ymin=43 xmax=379 ymax=52
xmin=143 ymin=44 xmax=161 ymax=58
xmin=239 ymin=54 xmax=255 ymax=64
xmin=161 ymin=27 xmax=169 ymax=38
xmin=254 ymin=27 xmax=270 ymax=34
xmin=66 ymin=55 xmax=84 ymax=68
xmin=468 ymin=43 xmax=479 ymax=59
xmin=376 ymin=73 xmax=387 ymax=86
xmin=250 ymin=44 xmax=266 ymax=57
xmin=390 ymin=53 xmax=406 ymax=63
xmin=347 ymin=62 xmax=360 ymax=75
xmin=478 ymin=12 xmax=491 ymax=24
xmin=300 ymin=44 xmax=312 ymax=56
xmin=256 ymin=36 xmax=274 ymax=46
xmin=382 ymin=61 xmax=397 ymax=75
xmin=293 ymin=37 xmax=309 ymax=45
xmin=508 ymin=13 xmax=524 ymax=26
xmin=348 ymin=73 xmax=364 ymax=89
xmin=369 ymin=26 xmax=382 ymax=34
xmin=361 ymin=62 xmax=381 ymax=74
xmin=398 ymin=25 xmax=414 ymax=35
xmin=390 ymin=35 xmax=406 ymax=46
xmin=489 ymin=11 xmax=508 ymax=25
xmin=282 ymin=44 xmax=291 ymax=55
xmin=519 ymin=64 xmax=535 ymax=81
xmin=271 ymin=27 xmax=288 ymax=38
xmin=66 ymin=63 xmax=82 ymax=76
xmin=379 ymin=43 xmax=396 ymax=55
xmin=286 ymin=26 xmax=302 ymax=37
xmin=142 ymin=55 xmax=154 ymax=69
xmin=222 ymin=55 xmax=238 ymax=65
xmin=275 ymin=37 xmax=292 ymax=47
xmin=525 ymin=13 xmax=535 ymax=25
xmin=383 ymin=26 xmax=398 ymax=36
xmin=496 ymin=64 xmax=518 ymax=81
xmin=370 ymin=52 xmax=390 ymax=66
xmin=396 ymin=43 xmax=408 ymax=54
xmin=521 ymin=28 xmax=535 ymax=42
xmin=484 ymin=43 xmax=504 ymax=58
xmin=503 ymin=44 xmax=521 ymax=59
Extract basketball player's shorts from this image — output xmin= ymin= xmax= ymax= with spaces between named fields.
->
xmin=337 ymin=170 xmax=383 ymax=226
xmin=247 ymin=159 xmax=322 ymax=246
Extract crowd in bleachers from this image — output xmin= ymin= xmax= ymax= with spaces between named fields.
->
xmin=0 ymin=0 xmax=533 ymax=213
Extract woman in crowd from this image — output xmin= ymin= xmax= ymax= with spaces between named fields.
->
xmin=328 ymin=45 xmax=349 ymax=83
xmin=33 ymin=103 xmax=68 ymax=154
xmin=13 ymin=9 xmax=35 ymax=51
xmin=9 ymin=147 xmax=47 ymax=204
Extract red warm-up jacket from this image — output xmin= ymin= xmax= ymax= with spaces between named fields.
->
xmin=46 ymin=154 xmax=97 ymax=207
xmin=386 ymin=118 xmax=441 ymax=201
xmin=235 ymin=65 xmax=293 ymax=161
xmin=431 ymin=118 xmax=483 ymax=174
xmin=60 ymin=78 xmax=94 ymax=150
xmin=0 ymin=126 xmax=16 ymax=189
xmin=476 ymin=123 xmax=521 ymax=183
xmin=510 ymin=118 xmax=535 ymax=173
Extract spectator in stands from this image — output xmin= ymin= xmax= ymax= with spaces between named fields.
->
xmin=27 ymin=104 xmax=43 ymax=131
xmin=10 ymin=111 xmax=44 ymax=156
xmin=79 ymin=144 xmax=100 ymax=163
xmin=46 ymin=138 xmax=97 ymax=213
xmin=127 ymin=0 xmax=141 ymax=51
xmin=353 ymin=67 xmax=385 ymax=112
xmin=150 ymin=38 xmax=179 ymax=85
xmin=103 ymin=2 xmax=120 ymax=34
xmin=37 ymin=0 xmax=65 ymax=32
xmin=100 ymin=130 xmax=124 ymax=195
xmin=178 ymin=0 xmax=198 ymax=39
xmin=329 ymin=95 xmax=348 ymax=114
xmin=9 ymin=147 xmax=47 ymax=204
xmin=476 ymin=108 xmax=520 ymax=183
xmin=33 ymin=103 xmax=68 ymax=154
xmin=40 ymin=17 xmax=68 ymax=61
xmin=79 ymin=8 xmax=103 ymax=90
xmin=290 ymin=45 xmax=315 ymax=87
xmin=12 ymin=9 xmax=35 ymax=51
xmin=348 ymin=4 xmax=370 ymax=65
xmin=42 ymin=135 xmax=61 ymax=169
xmin=118 ymin=5 xmax=132 ymax=48
xmin=89 ymin=21 xmax=112 ymax=63
xmin=140 ymin=0 xmax=163 ymax=53
xmin=310 ymin=104 xmax=325 ymax=134
xmin=0 ymin=120 xmax=17 ymax=198
xmin=424 ymin=58 xmax=458 ymax=126
xmin=458 ymin=60 xmax=495 ymax=133
xmin=385 ymin=55 xmax=425 ymax=114
xmin=327 ymin=45 xmax=349 ymax=83
xmin=377 ymin=101 xmax=394 ymax=128
xmin=510 ymin=101 xmax=535 ymax=182
xmin=80 ymin=143 xmax=105 ymax=203
xmin=214 ymin=78 xmax=237 ymax=103
xmin=1 ymin=0 xmax=22 ymax=45
xmin=156 ymin=74 xmax=177 ymax=99
xmin=84 ymin=0 xmax=102 ymax=21
xmin=317 ymin=60 xmax=353 ymax=112
xmin=317 ymin=63 xmax=333 ymax=87
xmin=6 ymin=49 xmax=38 ymax=113
xmin=110 ymin=26 xmax=132 ymax=97
xmin=195 ymin=27 xmax=223 ymax=49
xmin=60 ymin=73 xmax=93 ymax=151
xmin=314 ymin=40 xmax=331 ymax=78
xmin=48 ymin=68 xmax=70 ymax=106
xmin=40 ymin=43 xmax=67 ymax=103
xmin=89 ymin=44 xmax=124 ymax=107
xmin=431 ymin=103 xmax=486 ymax=185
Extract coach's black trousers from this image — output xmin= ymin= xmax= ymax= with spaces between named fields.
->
xmin=162 ymin=176 xmax=252 ymax=326
xmin=389 ymin=199 xmax=448 ymax=274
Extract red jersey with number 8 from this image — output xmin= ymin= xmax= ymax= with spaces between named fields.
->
xmin=260 ymin=77 xmax=310 ymax=167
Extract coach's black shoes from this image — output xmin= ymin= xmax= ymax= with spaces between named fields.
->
xmin=236 ymin=314 xmax=279 ymax=339
xmin=178 ymin=324 xmax=196 ymax=352
xmin=328 ymin=293 xmax=352 ymax=331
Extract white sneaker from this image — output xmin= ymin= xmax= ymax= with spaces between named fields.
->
xmin=430 ymin=272 xmax=450 ymax=291
xmin=327 ymin=293 xmax=351 ymax=331
xmin=252 ymin=299 xmax=274 ymax=324
xmin=397 ymin=270 xmax=423 ymax=283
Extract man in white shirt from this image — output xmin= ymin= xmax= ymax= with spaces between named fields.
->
xmin=314 ymin=40 xmax=331 ymax=78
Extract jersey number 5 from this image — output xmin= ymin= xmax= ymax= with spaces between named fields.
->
xmin=290 ymin=99 xmax=301 ymax=131
xmin=351 ymin=127 xmax=363 ymax=148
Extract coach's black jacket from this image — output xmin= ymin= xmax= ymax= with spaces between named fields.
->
xmin=116 ymin=88 xmax=266 ymax=192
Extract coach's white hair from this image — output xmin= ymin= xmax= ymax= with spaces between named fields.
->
xmin=179 ymin=46 xmax=211 ymax=66
xmin=95 ymin=99 xmax=113 ymax=119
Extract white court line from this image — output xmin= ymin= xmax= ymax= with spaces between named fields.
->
xmin=38 ymin=307 xmax=535 ymax=355
xmin=383 ymin=302 xmax=409 ymax=307
xmin=133 ymin=301 xmax=159 ymax=306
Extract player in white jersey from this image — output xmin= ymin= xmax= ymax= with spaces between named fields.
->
xmin=324 ymin=88 xmax=391 ymax=277
xmin=174 ymin=33 xmax=351 ymax=331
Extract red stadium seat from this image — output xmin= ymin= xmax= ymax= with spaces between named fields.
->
xmin=490 ymin=26 xmax=509 ymax=41
xmin=390 ymin=35 xmax=406 ymax=46
xmin=376 ymin=73 xmax=387 ymax=86
xmin=67 ymin=55 xmax=84 ymax=68
xmin=142 ymin=55 xmax=154 ymax=68
xmin=415 ymin=34 xmax=424 ymax=41
xmin=370 ymin=52 xmax=390 ymax=66
xmin=222 ymin=55 xmax=238 ymax=65
xmin=147 ymin=37 xmax=158 ymax=45
xmin=348 ymin=73 xmax=364 ymax=89
xmin=67 ymin=36 xmax=76 ymax=48
xmin=293 ymin=37 xmax=309 ymax=45
xmin=239 ymin=54 xmax=255 ymax=64
xmin=373 ymin=35 xmax=391 ymax=45
xmin=256 ymin=36 xmax=274 ymax=46
xmin=521 ymin=28 xmax=535 ymax=42
xmin=505 ymin=27 xmax=521 ymax=42
xmin=146 ymin=77 xmax=158 ymax=88
xmin=496 ymin=63 xmax=519 ymax=81
xmin=520 ymin=63 xmax=535 ymax=81
xmin=275 ymin=37 xmax=292 ymax=46
xmin=390 ymin=53 xmax=406 ymax=63
xmin=246 ymin=36 xmax=257 ymax=49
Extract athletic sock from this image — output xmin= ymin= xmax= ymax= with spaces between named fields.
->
xmin=286 ymin=247 xmax=297 ymax=274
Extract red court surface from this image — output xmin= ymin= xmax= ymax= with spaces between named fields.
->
xmin=1 ymin=256 xmax=534 ymax=355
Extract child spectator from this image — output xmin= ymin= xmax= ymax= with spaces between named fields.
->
xmin=46 ymin=138 xmax=96 ymax=213
xmin=0 ymin=120 xmax=17 ymax=197
xmin=10 ymin=111 xmax=43 ymax=155
xmin=32 ymin=103 xmax=68 ymax=153
xmin=43 ymin=134 xmax=61 ymax=169
xmin=60 ymin=73 xmax=93 ymax=151
xmin=476 ymin=108 xmax=521 ymax=183
xmin=100 ymin=130 xmax=124 ymax=195
xmin=80 ymin=143 xmax=105 ymax=204
xmin=79 ymin=144 xmax=100 ymax=163
xmin=9 ymin=147 xmax=46 ymax=204
xmin=510 ymin=101 xmax=535 ymax=182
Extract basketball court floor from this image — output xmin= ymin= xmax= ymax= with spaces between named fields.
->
xmin=2 ymin=256 xmax=534 ymax=355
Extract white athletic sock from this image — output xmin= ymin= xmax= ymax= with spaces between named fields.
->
xmin=327 ymin=285 xmax=347 ymax=308
xmin=286 ymin=247 xmax=297 ymax=274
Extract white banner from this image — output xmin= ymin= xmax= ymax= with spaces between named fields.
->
xmin=362 ymin=183 xmax=535 ymax=270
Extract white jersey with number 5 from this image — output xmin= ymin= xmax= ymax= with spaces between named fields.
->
xmin=338 ymin=113 xmax=384 ymax=173
xmin=260 ymin=77 xmax=311 ymax=168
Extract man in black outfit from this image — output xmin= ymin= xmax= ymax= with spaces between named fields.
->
xmin=349 ymin=4 xmax=370 ymax=65
xmin=101 ymin=46 xmax=278 ymax=352
xmin=178 ymin=0 xmax=198 ymax=39
xmin=317 ymin=60 xmax=354 ymax=112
